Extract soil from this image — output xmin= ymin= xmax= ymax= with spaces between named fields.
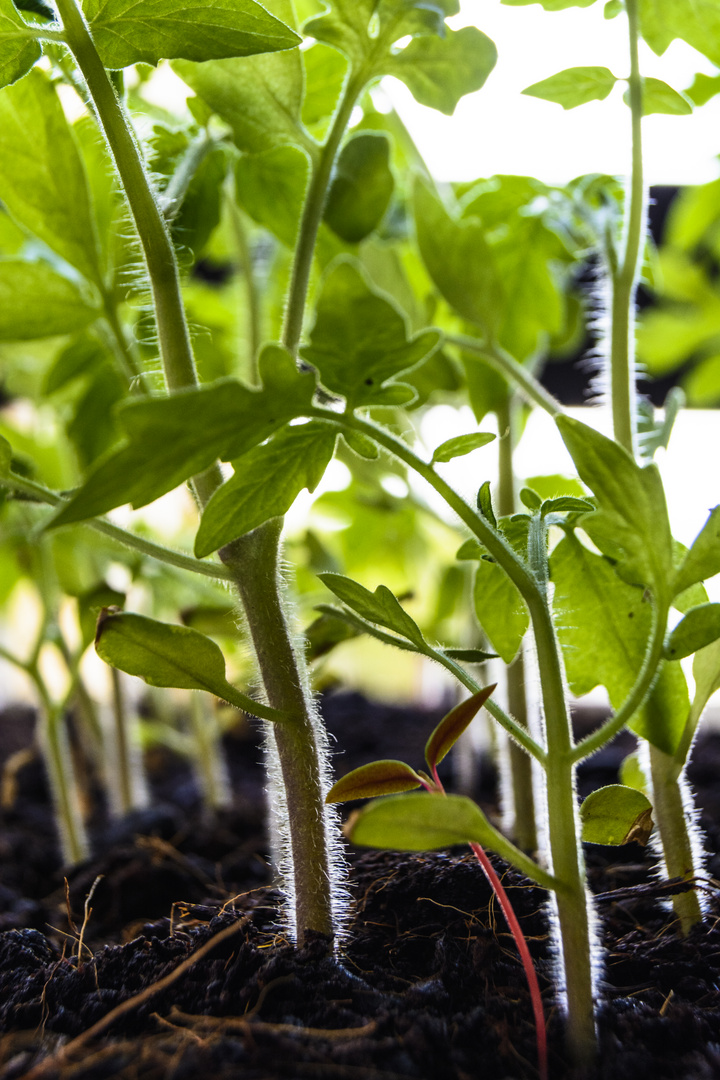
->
xmin=1 ymin=693 xmax=720 ymax=1080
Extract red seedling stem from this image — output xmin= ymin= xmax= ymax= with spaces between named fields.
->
xmin=429 ymin=765 xmax=548 ymax=1080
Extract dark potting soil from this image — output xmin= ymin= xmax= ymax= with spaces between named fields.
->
xmin=1 ymin=693 xmax=720 ymax=1080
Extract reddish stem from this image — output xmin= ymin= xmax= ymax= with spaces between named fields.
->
xmin=469 ymin=840 xmax=548 ymax=1080
xmin=429 ymin=764 xmax=547 ymax=1080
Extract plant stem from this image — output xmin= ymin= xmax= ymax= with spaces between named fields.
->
xmin=282 ymin=71 xmax=366 ymax=356
xmin=610 ymin=0 xmax=645 ymax=457
xmin=190 ymin=694 xmax=231 ymax=812
xmin=159 ymin=131 xmax=213 ymax=222
xmin=0 ymin=472 xmax=235 ymax=581
xmin=219 ymin=519 xmax=336 ymax=941
xmin=316 ymin=407 xmax=596 ymax=1059
xmin=100 ymin=292 xmax=151 ymax=395
xmin=447 ymin=334 xmax=563 ymax=420
xmin=227 ymin=189 xmax=261 ymax=379
xmin=110 ymin=667 xmax=134 ymax=816
xmin=497 ymin=394 xmax=537 ymax=852
xmin=469 ymin=842 xmax=548 ymax=1080
xmin=648 ymin=744 xmax=703 ymax=934
xmin=54 ymin=0 xmax=199 ymax=396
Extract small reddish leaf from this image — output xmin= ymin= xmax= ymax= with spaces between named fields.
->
xmin=425 ymin=686 xmax=496 ymax=771
xmin=326 ymin=760 xmax=422 ymax=804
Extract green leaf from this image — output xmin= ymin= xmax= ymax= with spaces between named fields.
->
xmin=304 ymin=610 xmax=360 ymax=660
xmin=580 ymin=784 xmax=654 ymax=846
xmin=0 ymin=260 xmax=101 ymax=339
xmin=639 ymin=0 xmax=720 ymax=68
xmin=673 ymin=507 xmax=720 ymax=596
xmin=95 ymin=609 xmax=285 ymax=721
xmin=66 ymin=366 xmax=125 ymax=468
xmin=623 ymin=77 xmax=692 ymax=116
xmin=425 ymin=686 xmax=496 ymax=770
xmin=319 ymin=572 xmax=426 ymax=649
xmin=324 ymin=133 xmax=394 ymax=244
xmin=304 ymin=0 xmax=375 ymax=67
xmin=502 ymin=0 xmax=597 ymax=9
xmin=195 ymin=422 xmax=336 ymax=557
xmin=443 ymin=647 xmax=499 ymax=662
xmin=414 ymin=177 xmax=502 ymax=334
xmin=0 ymin=69 xmax=102 ymax=283
xmin=342 ymin=430 xmax=379 ymax=459
xmin=692 ymin=639 xmax=720 ymax=726
xmin=664 ymin=603 xmax=720 ymax=660
xmin=49 ymin=345 xmax=316 ymax=527
xmin=235 ymin=145 xmax=308 ymax=247
xmin=0 ymin=0 xmax=40 ymax=90
xmin=173 ymin=43 xmax=309 ymax=155
xmin=541 ymin=496 xmax=595 ymax=516
xmin=386 ymin=27 xmax=497 ymax=116
xmin=493 ymin=214 xmax=566 ymax=361
xmin=301 ymin=42 xmax=347 ymax=130
xmin=83 ymin=0 xmax=300 ymax=68
xmin=551 ymin=532 xmax=685 ymax=753
xmin=0 ymin=434 xmax=10 ymax=476
xmin=619 ymin=750 xmax=649 ymax=794
xmin=300 ymin=259 xmax=440 ymax=409
xmin=473 ymin=558 xmax=529 ymax=664
xmin=77 ymin=583 xmax=126 ymax=649
xmin=522 ymin=66 xmax=617 ymax=109
xmin=685 ymin=71 xmax=720 ymax=107
xmin=44 ymin=333 xmax=108 ymax=394
xmin=312 ymin=603 xmax=422 ymax=653
xmin=346 ymin=791 xmax=496 ymax=850
xmin=431 ymin=431 xmax=495 ymax=464
xmin=556 ymin=415 xmax=673 ymax=593
xmin=326 ymin=760 xmax=423 ymax=803
xmin=476 ymin=480 xmax=497 ymax=529
xmin=519 ymin=487 xmax=542 ymax=511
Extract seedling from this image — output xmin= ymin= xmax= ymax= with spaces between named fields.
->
xmin=1 ymin=0 xmax=720 ymax=1070
xmin=326 ymin=686 xmax=549 ymax=1080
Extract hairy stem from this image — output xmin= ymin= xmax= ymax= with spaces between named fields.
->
xmin=220 ymin=519 xmax=336 ymax=940
xmin=316 ymin=407 xmax=596 ymax=1058
xmin=649 ymin=744 xmax=703 ymax=934
xmin=0 ymin=472 xmax=235 ymax=581
xmin=54 ymin=0 xmax=199 ymax=395
xmin=447 ymin=334 xmax=563 ymax=420
xmin=497 ymin=394 xmax=537 ymax=852
xmin=610 ymin=0 xmax=645 ymax=457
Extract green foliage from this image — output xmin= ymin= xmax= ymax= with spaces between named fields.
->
xmin=300 ymin=259 xmax=440 ymax=408
xmin=0 ymin=70 xmax=102 ymax=284
xmin=324 ymin=133 xmax=394 ymax=243
xmin=624 ymin=77 xmax=692 ymax=115
xmin=424 ymin=687 xmax=496 ymax=770
xmin=523 ymin=66 xmax=618 ymax=109
xmin=551 ymin=532 xmax=687 ymax=754
xmin=673 ymin=507 xmax=720 ymax=596
xmin=84 ymin=0 xmax=300 ymax=68
xmin=639 ymin=0 xmax=720 ymax=67
xmin=0 ymin=0 xmax=40 ymax=89
xmin=431 ymin=431 xmax=496 ymax=464
xmin=235 ymin=146 xmax=308 ymax=247
xmin=346 ymin=791 xmax=497 ymax=850
xmin=326 ymin=759 xmax=422 ymax=802
xmin=664 ymin=603 xmax=720 ymax=660
xmin=0 ymin=261 xmax=101 ymax=339
xmin=580 ymin=784 xmax=654 ymax=846
xmin=384 ymin=27 xmax=497 ymax=116
xmin=473 ymin=557 xmax=529 ymax=664
xmin=95 ymin=609 xmax=285 ymax=719
xmin=173 ymin=8 xmax=311 ymax=156
xmin=195 ymin=422 xmax=337 ymax=557
xmin=556 ymin=416 xmax=674 ymax=595
xmin=49 ymin=346 xmax=316 ymax=526
xmin=319 ymin=571 xmax=427 ymax=650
